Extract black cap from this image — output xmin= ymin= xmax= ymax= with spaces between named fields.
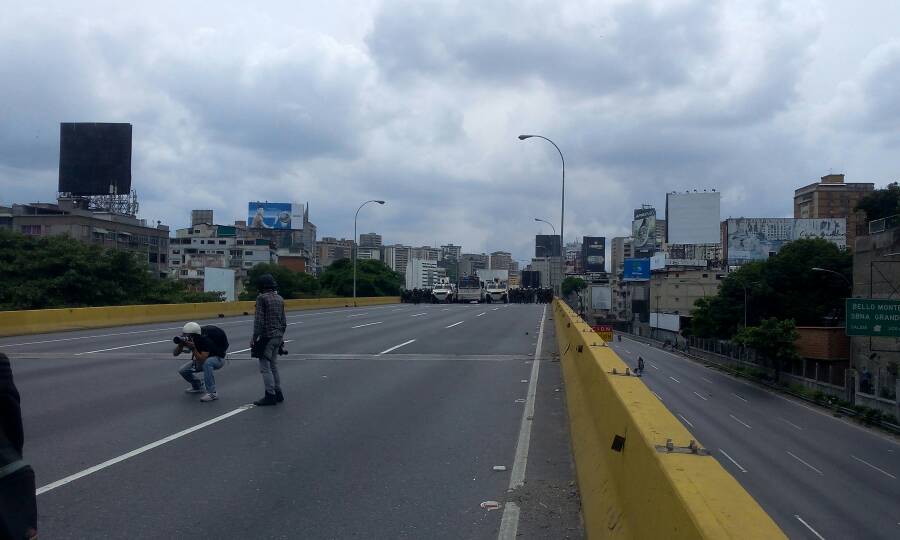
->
xmin=257 ymin=273 xmax=277 ymax=290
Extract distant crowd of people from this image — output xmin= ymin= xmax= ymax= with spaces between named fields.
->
xmin=508 ymin=288 xmax=554 ymax=304
xmin=401 ymin=288 xmax=433 ymax=303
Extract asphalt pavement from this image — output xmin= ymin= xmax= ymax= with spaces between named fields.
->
xmin=612 ymin=335 xmax=900 ymax=540
xmin=3 ymin=302 xmax=581 ymax=539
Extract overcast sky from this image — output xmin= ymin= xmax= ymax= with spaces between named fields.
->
xmin=2 ymin=0 xmax=899 ymax=265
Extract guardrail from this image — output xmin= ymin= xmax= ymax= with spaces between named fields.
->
xmin=553 ymin=299 xmax=785 ymax=539
xmin=0 ymin=297 xmax=399 ymax=337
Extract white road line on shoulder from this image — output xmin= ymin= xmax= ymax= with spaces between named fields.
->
xmin=74 ymin=339 xmax=171 ymax=356
xmin=3 ymin=326 xmax=185 ymax=347
xmin=851 ymin=455 xmax=897 ymax=479
xmin=476 ymin=312 xmax=487 ymax=317
xmin=669 ymin=376 xmax=681 ymax=383
xmin=779 ymin=417 xmax=803 ymax=430
xmin=492 ymin=307 xmax=500 ymax=311
xmin=230 ymin=339 xmax=294 ymax=355
xmin=498 ymin=305 xmax=546 ymax=540
xmin=378 ymin=339 xmax=416 ymax=356
xmin=36 ymin=405 xmax=253 ymax=495
xmin=445 ymin=321 xmax=464 ymax=328
xmin=719 ymin=449 xmax=748 ymax=473
xmin=729 ymin=414 xmax=752 ymax=430
xmin=286 ymin=321 xmax=302 ymax=326
xmin=411 ymin=312 xmax=427 ymax=317
xmin=794 ymin=515 xmax=826 ymax=540
xmin=391 ymin=308 xmax=405 ymax=312
xmin=692 ymin=391 xmax=708 ymax=401
xmin=678 ymin=414 xmax=694 ymax=428
xmin=347 ymin=312 xmax=368 ymax=318
xmin=732 ymin=392 xmax=749 ymax=403
xmin=351 ymin=321 xmax=383 ymax=329
xmin=652 ymin=391 xmax=663 ymax=401
xmin=787 ymin=451 xmax=824 ymax=475
xmin=649 ymin=363 xmax=659 ymax=370
xmin=701 ymin=377 xmax=713 ymax=384
xmin=442 ymin=308 xmax=450 ymax=311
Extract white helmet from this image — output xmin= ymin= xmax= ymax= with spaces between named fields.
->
xmin=182 ymin=322 xmax=201 ymax=335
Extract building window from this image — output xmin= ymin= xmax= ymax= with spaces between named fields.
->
xmin=160 ymin=254 xmax=166 ymax=263
xmin=216 ymin=250 xmax=225 ymax=255
xmin=702 ymin=273 xmax=709 ymax=278
xmin=173 ymin=249 xmax=180 ymax=254
xmin=20 ymin=225 xmax=41 ymax=235
xmin=245 ymin=251 xmax=253 ymax=255
xmin=219 ymin=240 xmax=226 ymax=245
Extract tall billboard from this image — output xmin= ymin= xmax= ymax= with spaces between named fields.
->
xmin=521 ymin=270 xmax=541 ymax=288
xmin=726 ymin=218 xmax=846 ymax=264
xmin=591 ymin=285 xmax=612 ymax=310
xmin=582 ymin=236 xmax=606 ymax=272
xmin=623 ymin=258 xmax=651 ymax=281
xmin=632 ymin=208 xmax=657 ymax=257
xmin=59 ymin=123 xmax=132 ymax=195
xmin=666 ymin=192 xmax=721 ymax=244
xmin=535 ymin=234 xmax=561 ymax=257
xmin=248 ymin=202 xmax=304 ymax=229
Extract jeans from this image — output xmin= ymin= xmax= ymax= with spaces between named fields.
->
xmin=258 ymin=338 xmax=282 ymax=394
xmin=179 ymin=356 xmax=224 ymax=394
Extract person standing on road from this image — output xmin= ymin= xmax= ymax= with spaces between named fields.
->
xmin=637 ymin=356 xmax=645 ymax=375
xmin=175 ymin=322 xmax=229 ymax=402
xmin=0 ymin=353 xmax=38 ymax=540
xmin=251 ymin=274 xmax=287 ymax=406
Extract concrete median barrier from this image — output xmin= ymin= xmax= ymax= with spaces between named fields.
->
xmin=553 ymin=299 xmax=785 ymax=539
xmin=0 ymin=297 xmax=399 ymax=337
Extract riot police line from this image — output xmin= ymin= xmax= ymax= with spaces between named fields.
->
xmin=400 ymin=287 xmax=553 ymax=304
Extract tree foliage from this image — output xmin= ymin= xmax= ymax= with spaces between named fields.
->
xmin=562 ymin=277 xmax=587 ymax=297
xmin=240 ymin=263 xmax=322 ymax=300
xmin=733 ymin=317 xmax=800 ymax=381
xmin=319 ymin=258 xmax=403 ymax=297
xmin=855 ymin=182 xmax=900 ymax=222
xmin=690 ymin=239 xmax=851 ymax=339
xmin=0 ymin=229 xmax=222 ymax=310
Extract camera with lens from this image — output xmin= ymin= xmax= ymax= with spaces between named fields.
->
xmin=173 ymin=335 xmax=193 ymax=346
xmin=278 ymin=343 xmax=288 ymax=355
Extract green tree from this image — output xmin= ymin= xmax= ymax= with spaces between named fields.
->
xmin=240 ymin=263 xmax=322 ymax=300
xmin=855 ymin=182 xmax=900 ymax=222
xmin=562 ymin=276 xmax=587 ymax=296
xmin=319 ymin=258 xmax=402 ymax=297
xmin=733 ymin=318 xmax=800 ymax=382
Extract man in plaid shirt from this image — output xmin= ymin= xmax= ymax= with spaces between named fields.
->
xmin=251 ymin=273 xmax=287 ymax=406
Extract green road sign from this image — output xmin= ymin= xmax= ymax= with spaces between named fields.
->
xmin=846 ymin=298 xmax=900 ymax=336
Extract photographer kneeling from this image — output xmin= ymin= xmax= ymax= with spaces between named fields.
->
xmin=175 ymin=322 xmax=229 ymax=402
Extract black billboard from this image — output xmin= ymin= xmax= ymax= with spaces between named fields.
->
xmin=58 ymin=123 xmax=132 ymax=195
xmin=535 ymin=234 xmax=561 ymax=257
xmin=582 ymin=236 xmax=606 ymax=273
xmin=521 ymin=270 xmax=541 ymax=288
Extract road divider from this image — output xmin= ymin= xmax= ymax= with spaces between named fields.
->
xmin=552 ymin=299 xmax=784 ymax=539
xmin=0 ymin=297 xmax=399 ymax=337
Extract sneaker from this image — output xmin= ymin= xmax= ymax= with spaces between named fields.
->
xmin=275 ymin=389 xmax=284 ymax=403
xmin=254 ymin=393 xmax=277 ymax=406
xmin=185 ymin=385 xmax=204 ymax=394
xmin=200 ymin=393 xmax=218 ymax=402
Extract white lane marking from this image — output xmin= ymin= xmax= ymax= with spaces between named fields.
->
xmin=352 ymin=321 xmax=383 ymax=329
xmin=442 ymin=308 xmax=450 ymax=311
xmin=230 ymin=339 xmax=294 ymax=355
xmin=411 ymin=312 xmax=427 ymax=317
xmin=719 ymin=449 xmax=748 ymax=473
xmin=378 ymin=339 xmax=416 ymax=356
xmin=347 ymin=312 xmax=369 ymax=318
xmin=492 ymin=307 xmax=500 ymax=311
xmin=794 ymin=515 xmax=826 ymax=540
xmin=650 ymin=363 xmax=659 ymax=370
xmin=732 ymin=392 xmax=748 ymax=403
xmin=287 ymin=321 xmax=302 ymax=326
xmin=851 ymin=455 xmax=897 ymax=479
xmin=701 ymin=377 xmax=713 ymax=384
xmin=669 ymin=376 xmax=681 ymax=383
xmin=678 ymin=414 xmax=694 ymax=428
xmin=391 ymin=308 xmax=405 ymax=312
xmin=36 ymin=405 xmax=253 ymax=495
xmin=779 ymin=417 xmax=803 ymax=431
xmin=74 ymin=339 xmax=171 ymax=356
xmin=3 ymin=326 xmax=183 ymax=347
xmin=787 ymin=451 xmax=824 ymax=476
xmin=498 ymin=305 xmax=546 ymax=540
xmin=692 ymin=391 xmax=708 ymax=401
xmin=445 ymin=321 xmax=464 ymax=328
xmin=652 ymin=391 xmax=663 ymax=401
xmin=729 ymin=414 xmax=752 ymax=430
xmin=624 ymin=349 xmax=632 ymax=354
xmin=477 ymin=312 xmax=487 ymax=317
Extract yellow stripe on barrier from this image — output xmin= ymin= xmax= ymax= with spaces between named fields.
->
xmin=553 ymin=299 xmax=785 ymax=539
xmin=0 ymin=297 xmax=399 ymax=337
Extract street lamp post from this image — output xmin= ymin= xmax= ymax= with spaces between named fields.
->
xmin=534 ymin=218 xmax=556 ymax=291
xmin=740 ymin=281 xmax=761 ymax=328
xmin=520 ymin=134 xmax=565 ymax=296
xmin=353 ymin=199 xmax=385 ymax=306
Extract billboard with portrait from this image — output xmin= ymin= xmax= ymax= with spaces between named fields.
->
xmin=726 ymin=218 xmax=846 ymax=264
xmin=623 ymin=258 xmax=651 ymax=281
xmin=632 ymin=208 xmax=657 ymax=257
xmin=582 ymin=236 xmax=606 ymax=272
xmin=247 ymin=202 xmax=303 ymax=229
xmin=665 ymin=192 xmax=721 ymax=244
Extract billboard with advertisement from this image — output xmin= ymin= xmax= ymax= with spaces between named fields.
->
xmin=247 ymin=202 xmax=303 ymax=229
xmin=726 ymin=218 xmax=846 ymax=264
xmin=582 ymin=236 xmax=606 ymax=272
xmin=665 ymin=192 xmax=721 ymax=244
xmin=590 ymin=285 xmax=612 ymax=310
xmin=632 ymin=208 xmax=657 ymax=257
xmin=623 ymin=258 xmax=651 ymax=281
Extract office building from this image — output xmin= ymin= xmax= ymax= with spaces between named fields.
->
xmin=316 ymin=237 xmax=354 ymax=270
xmin=794 ymin=173 xmax=874 ymax=249
xmin=406 ymin=258 xmax=439 ymax=289
xmin=191 ymin=209 xmax=214 ymax=227
xmin=383 ymin=244 xmax=411 ymax=278
xmin=168 ymin=222 xmax=276 ymax=287
xmin=359 ymin=232 xmax=382 ymax=248
xmin=490 ymin=251 xmax=513 ymax=270
xmin=441 ymin=244 xmax=462 ymax=260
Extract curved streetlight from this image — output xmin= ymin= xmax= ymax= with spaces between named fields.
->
xmin=534 ymin=217 xmax=556 ymax=236
xmin=811 ymin=267 xmax=851 ymax=288
xmin=520 ymin=134 xmax=565 ymax=296
xmin=354 ymin=200 xmax=385 ymax=306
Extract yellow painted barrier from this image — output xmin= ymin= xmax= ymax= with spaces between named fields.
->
xmin=553 ymin=299 xmax=785 ymax=539
xmin=0 ymin=297 xmax=399 ymax=337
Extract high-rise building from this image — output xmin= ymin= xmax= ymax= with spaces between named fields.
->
xmin=406 ymin=258 xmax=439 ymax=289
xmin=459 ymin=253 xmax=488 ymax=277
xmin=794 ymin=173 xmax=874 ymax=249
xmin=383 ymin=244 xmax=411 ymax=278
xmin=191 ymin=209 xmax=214 ymax=226
xmin=610 ymin=237 xmax=633 ymax=276
xmin=490 ymin=251 xmax=513 ymax=270
xmin=359 ymin=232 xmax=382 ymax=248
xmin=357 ymin=246 xmax=381 ymax=261
xmin=411 ymin=246 xmax=440 ymax=261
xmin=441 ymin=244 xmax=462 ymax=260
xmin=316 ymin=237 xmax=354 ymax=271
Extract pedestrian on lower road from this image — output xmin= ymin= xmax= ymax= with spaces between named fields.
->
xmin=0 ymin=352 xmax=38 ymax=540
xmin=251 ymin=273 xmax=287 ymax=406
xmin=637 ymin=356 xmax=645 ymax=375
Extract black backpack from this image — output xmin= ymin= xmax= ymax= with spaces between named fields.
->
xmin=201 ymin=325 xmax=229 ymax=357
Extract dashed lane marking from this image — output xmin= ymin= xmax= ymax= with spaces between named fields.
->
xmin=850 ymin=455 xmax=896 ymax=479
xmin=794 ymin=515 xmax=826 ymax=540
xmin=787 ymin=451 xmax=824 ymax=476
xmin=719 ymin=449 xmax=748 ymax=473
xmin=74 ymin=339 xmax=171 ymax=356
xmin=445 ymin=321 xmax=464 ymax=328
xmin=378 ymin=339 xmax=416 ymax=356
xmin=678 ymin=414 xmax=694 ymax=428
xmin=693 ymin=391 xmax=708 ymax=401
xmin=729 ymin=414 xmax=752 ymax=429
xmin=351 ymin=321 xmax=383 ymax=329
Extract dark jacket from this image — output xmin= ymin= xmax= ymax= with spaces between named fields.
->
xmin=0 ymin=352 xmax=38 ymax=539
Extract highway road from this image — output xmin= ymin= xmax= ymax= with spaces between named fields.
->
xmin=3 ymin=302 xmax=581 ymax=539
xmin=612 ymin=336 xmax=900 ymax=540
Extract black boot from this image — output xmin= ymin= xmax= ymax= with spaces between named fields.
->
xmin=275 ymin=389 xmax=284 ymax=403
xmin=254 ymin=392 xmax=277 ymax=406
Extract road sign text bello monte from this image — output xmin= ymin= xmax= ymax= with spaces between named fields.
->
xmin=846 ymin=298 xmax=900 ymax=337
